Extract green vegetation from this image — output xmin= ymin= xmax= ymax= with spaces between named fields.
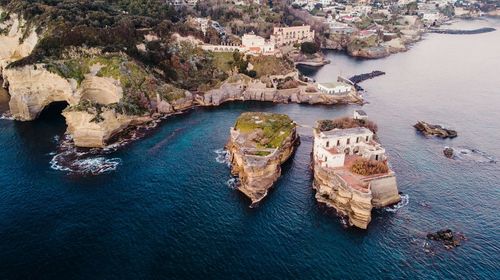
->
xmin=351 ymin=158 xmax=389 ymax=176
xmin=160 ymin=84 xmax=186 ymax=102
xmin=347 ymin=36 xmax=380 ymax=53
xmin=248 ymin=55 xmax=295 ymax=78
xmin=235 ymin=112 xmax=295 ymax=149
xmin=45 ymin=61 xmax=89 ymax=85
xmin=317 ymin=117 xmax=378 ymax=134
xmin=212 ymin=52 xmax=236 ymax=73
xmin=0 ymin=11 xmax=7 ymax=23
xmin=300 ymin=41 xmax=319 ymax=54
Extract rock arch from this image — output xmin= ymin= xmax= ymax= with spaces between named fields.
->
xmin=4 ymin=66 xmax=77 ymax=121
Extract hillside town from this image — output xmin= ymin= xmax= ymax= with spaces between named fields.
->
xmin=167 ymin=0 xmax=499 ymax=58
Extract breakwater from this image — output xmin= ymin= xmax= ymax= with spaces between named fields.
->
xmin=429 ymin=27 xmax=496 ymax=34
xmin=347 ymin=71 xmax=386 ymax=91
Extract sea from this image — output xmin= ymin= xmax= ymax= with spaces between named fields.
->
xmin=0 ymin=18 xmax=499 ymax=279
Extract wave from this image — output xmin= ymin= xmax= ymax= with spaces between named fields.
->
xmin=50 ymin=153 xmax=121 ymax=175
xmin=226 ymin=177 xmax=240 ymax=189
xmin=215 ymin=148 xmax=230 ymax=166
xmin=49 ymin=115 xmax=174 ymax=175
xmin=0 ymin=112 xmax=14 ymax=120
xmin=50 ymin=134 xmax=122 ymax=175
xmin=448 ymin=146 xmax=496 ymax=163
xmin=385 ymin=194 xmax=409 ymax=213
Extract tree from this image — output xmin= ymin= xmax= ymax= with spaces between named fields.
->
xmin=300 ymin=41 xmax=319 ymax=54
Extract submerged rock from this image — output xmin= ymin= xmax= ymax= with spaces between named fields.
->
xmin=414 ymin=121 xmax=457 ymax=138
xmin=427 ymin=229 xmax=465 ymax=250
xmin=443 ymin=147 xmax=454 ymax=158
xmin=226 ymin=112 xmax=299 ymax=206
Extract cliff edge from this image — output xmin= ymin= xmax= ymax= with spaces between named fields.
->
xmin=226 ymin=112 xmax=299 ymax=206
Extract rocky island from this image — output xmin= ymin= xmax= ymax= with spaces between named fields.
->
xmin=312 ymin=116 xmax=400 ymax=229
xmin=414 ymin=121 xmax=458 ymax=138
xmin=226 ymin=112 xmax=299 ymax=206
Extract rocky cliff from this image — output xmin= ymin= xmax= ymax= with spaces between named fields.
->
xmin=313 ymin=163 xmax=400 ymax=229
xmin=226 ymin=112 xmax=299 ymax=206
xmin=63 ymin=109 xmax=151 ymax=148
xmin=199 ymin=76 xmax=362 ymax=106
xmin=0 ymin=12 xmax=38 ymax=72
xmin=3 ymin=65 xmax=78 ymax=120
xmin=313 ymin=164 xmax=374 ymax=229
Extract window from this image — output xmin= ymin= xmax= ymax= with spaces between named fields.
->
xmin=326 ymin=141 xmax=329 ymax=148
xmin=375 ymin=155 xmax=379 ymax=161
xmin=347 ymin=138 xmax=350 ymax=145
xmin=366 ymin=136 xmax=369 ymax=142
xmin=356 ymin=137 xmax=360 ymax=143
xmin=337 ymin=140 xmax=340 ymax=146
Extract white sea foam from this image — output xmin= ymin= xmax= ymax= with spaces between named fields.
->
xmin=50 ymin=152 xmax=121 ymax=175
xmin=49 ymin=134 xmax=122 ymax=175
xmin=451 ymin=146 xmax=496 ymax=163
xmin=385 ymin=194 xmax=409 ymax=213
xmin=215 ymin=148 xmax=230 ymax=166
xmin=226 ymin=177 xmax=240 ymax=189
xmin=0 ymin=112 xmax=14 ymax=120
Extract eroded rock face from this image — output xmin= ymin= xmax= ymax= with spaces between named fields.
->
xmin=348 ymin=46 xmax=390 ymax=59
xmin=79 ymin=76 xmax=123 ymax=105
xmin=3 ymin=65 xmax=78 ymax=120
xmin=313 ymin=165 xmax=372 ymax=229
xmin=0 ymin=13 xmax=39 ymax=72
xmin=226 ymin=113 xmax=299 ymax=206
xmin=199 ymin=78 xmax=362 ymax=106
xmin=63 ymin=109 xmax=151 ymax=148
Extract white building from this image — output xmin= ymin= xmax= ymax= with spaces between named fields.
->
xmin=272 ymin=25 xmax=315 ymax=47
xmin=314 ymin=127 xmax=386 ymax=169
xmin=317 ymin=82 xmax=353 ymax=95
xmin=242 ymin=33 xmax=275 ymax=54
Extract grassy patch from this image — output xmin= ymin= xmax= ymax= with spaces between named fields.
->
xmin=212 ymin=52 xmax=236 ymax=73
xmin=45 ymin=60 xmax=89 ymax=85
xmin=161 ymin=84 xmax=186 ymax=102
xmin=235 ymin=112 xmax=295 ymax=149
xmin=248 ymin=55 xmax=294 ymax=78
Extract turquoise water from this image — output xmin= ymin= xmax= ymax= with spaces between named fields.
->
xmin=0 ymin=19 xmax=499 ymax=279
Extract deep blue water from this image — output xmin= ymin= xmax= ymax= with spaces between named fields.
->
xmin=1 ymin=19 xmax=499 ymax=279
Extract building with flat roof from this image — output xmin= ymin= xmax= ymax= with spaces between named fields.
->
xmin=317 ymin=82 xmax=353 ymax=95
xmin=272 ymin=25 xmax=315 ymax=47
xmin=314 ymin=126 xmax=386 ymax=169
xmin=242 ymin=33 xmax=275 ymax=55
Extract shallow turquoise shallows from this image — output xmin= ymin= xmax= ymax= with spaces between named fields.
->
xmin=0 ymin=19 xmax=499 ymax=279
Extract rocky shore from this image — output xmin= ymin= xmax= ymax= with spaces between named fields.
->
xmin=287 ymin=50 xmax=331 ymax=67
xmin=226 ymin=112 xmax=299 ymax=206
xmin=0 ymin=10 xmax=361 ymax=151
